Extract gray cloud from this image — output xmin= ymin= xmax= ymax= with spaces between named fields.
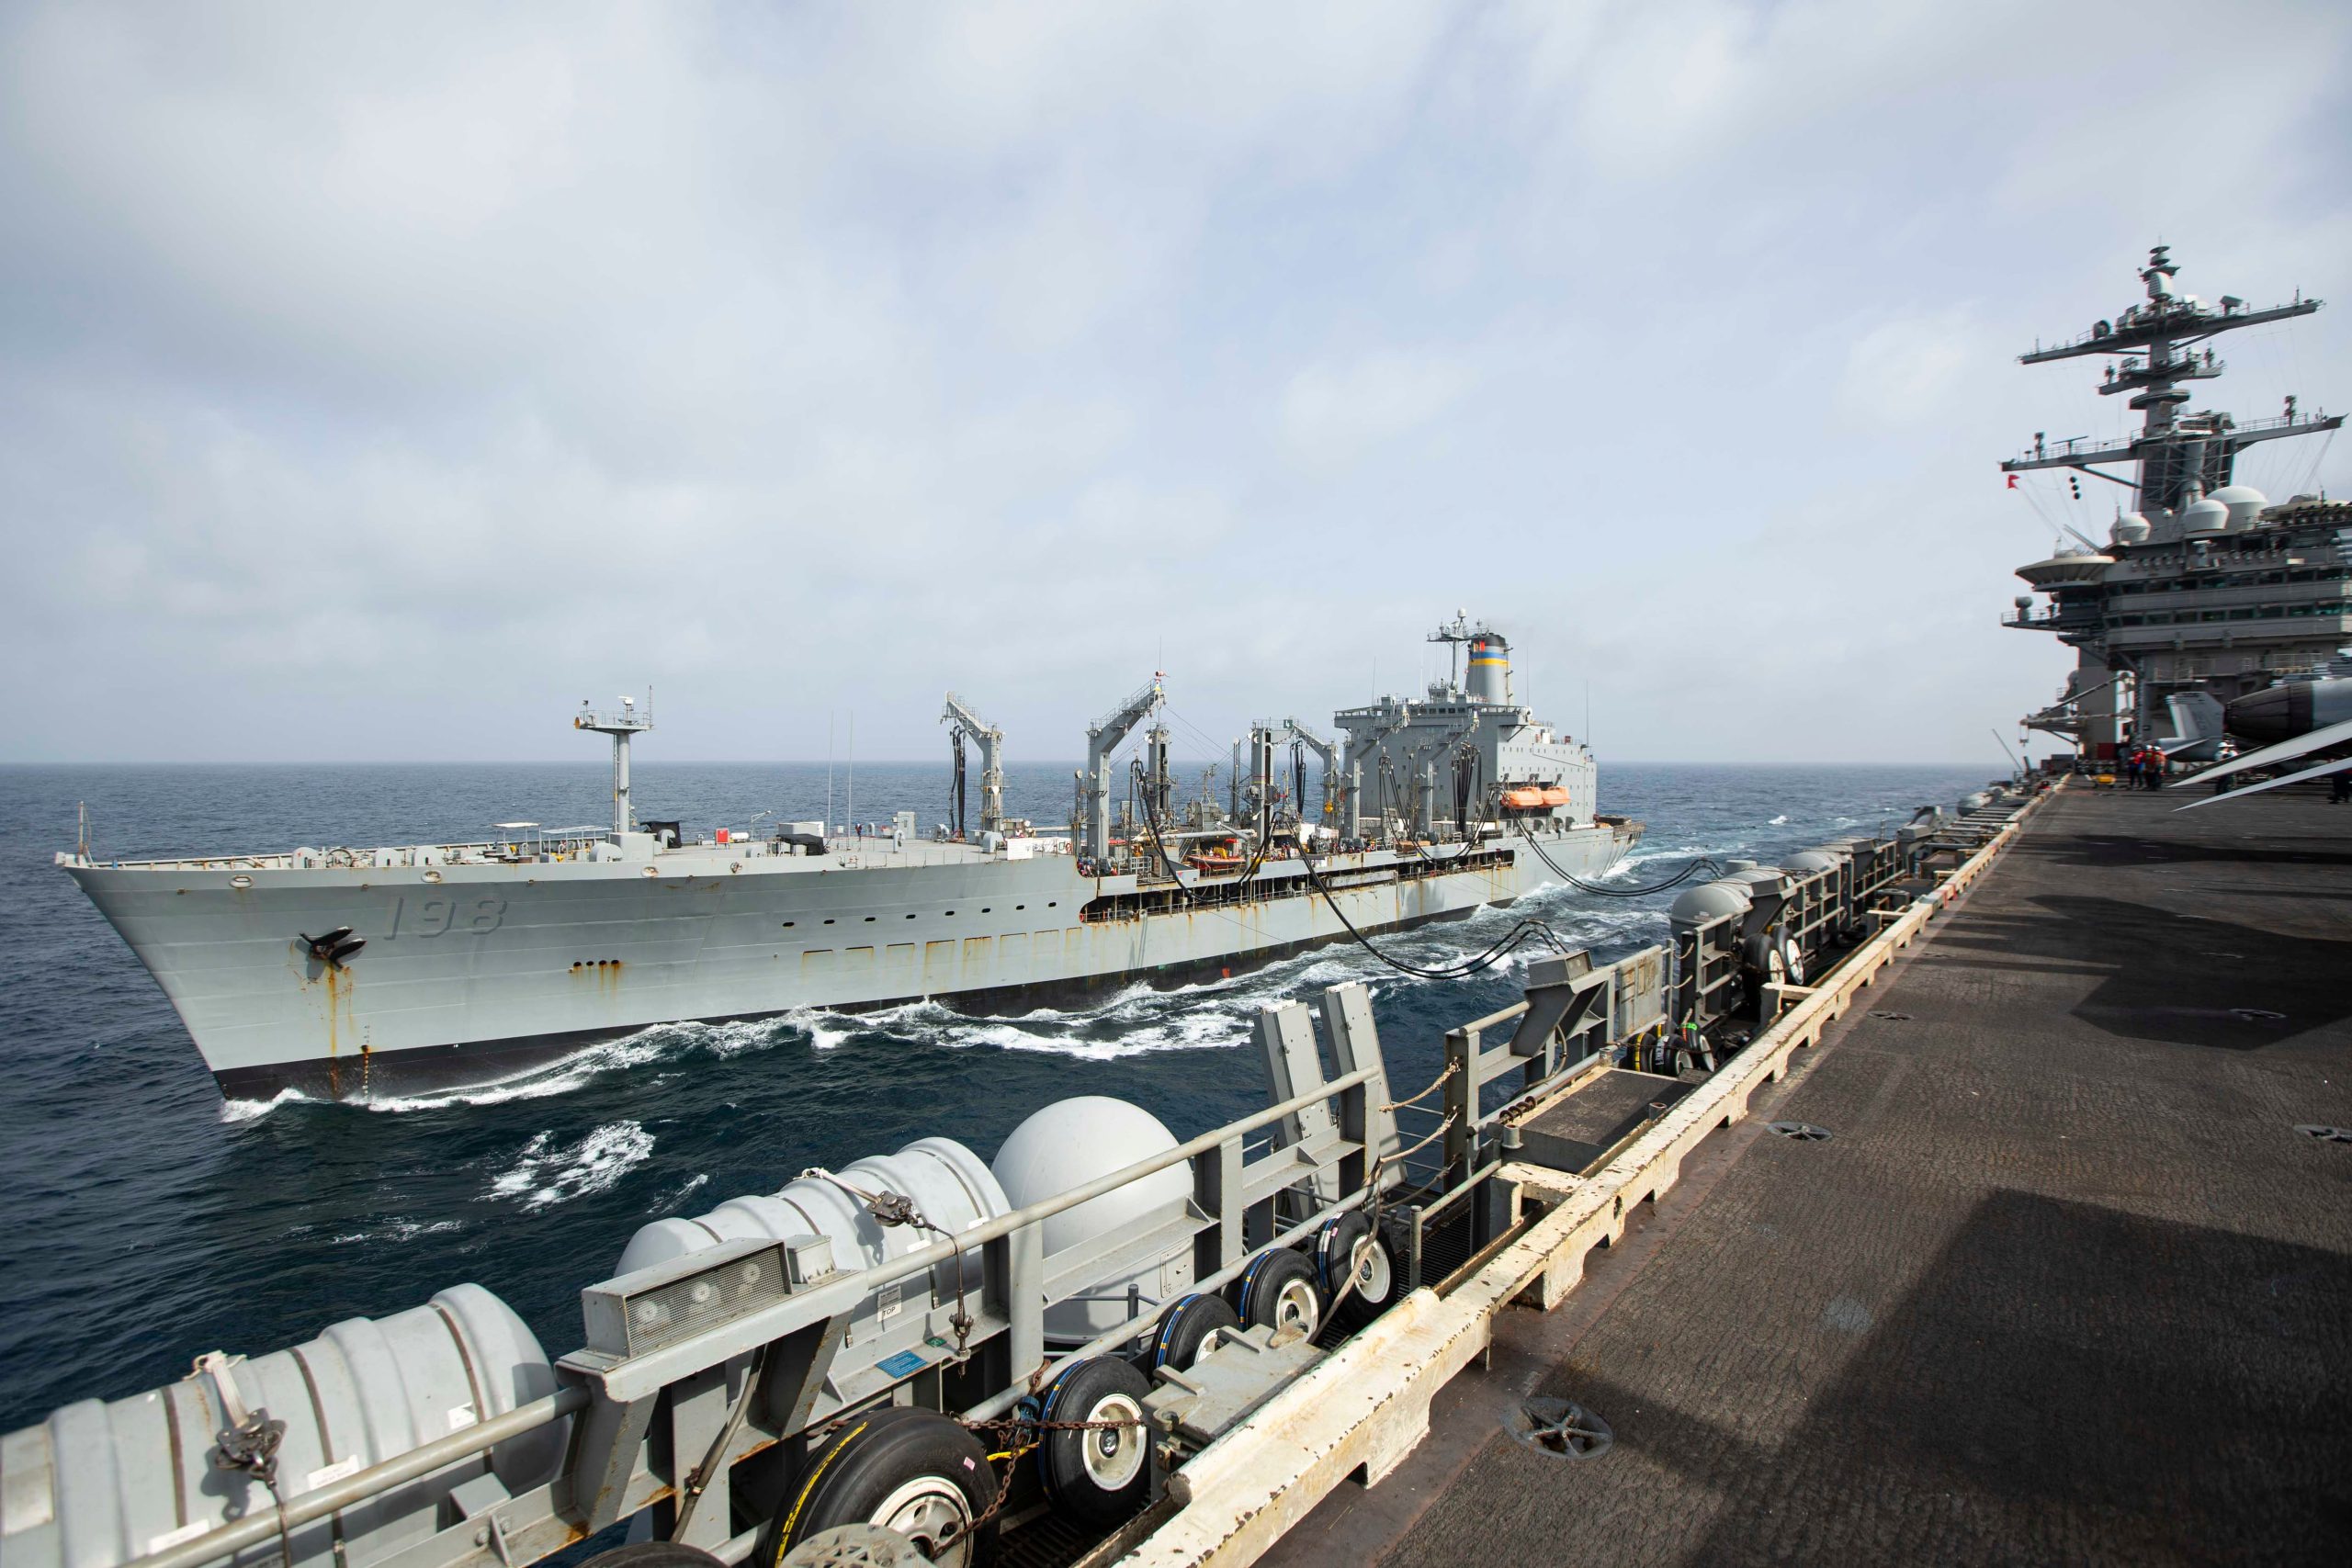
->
xmin=2 ymin=0 xmax=2346 ymax=767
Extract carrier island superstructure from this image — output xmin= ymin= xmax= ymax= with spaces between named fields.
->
xmin=58 ymin=617 xmax=1639 ymax=1099
xmin=1999 ymin=245 xmax=2348 ymax=758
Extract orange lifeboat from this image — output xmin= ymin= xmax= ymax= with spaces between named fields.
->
xmin=1541 ymin=786 xmax=1572 ymax=807
xmin=1501 ymin=787 xmax=1547 ymax=810
xmin=1187 ymin=840 xmax=1247 ymax=873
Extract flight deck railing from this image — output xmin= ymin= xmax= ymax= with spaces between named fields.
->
xmin=1438 ymin=945 xmax=1670 ymax=1187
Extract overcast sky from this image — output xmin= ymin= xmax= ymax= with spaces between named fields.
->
xmin=3 ymin=0 xmax=2346 ymax=767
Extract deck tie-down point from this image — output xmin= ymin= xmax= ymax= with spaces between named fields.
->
xmin=2292 ymin=1124 xmax=2352 ymax=1144
xmin=1766 ymin=1122 xmax=1832 ymax=1142
xmin=1506 ymin=1396 xmax=1613 ymax=1461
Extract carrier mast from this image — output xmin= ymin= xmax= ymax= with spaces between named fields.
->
xmin=2001 ymin=246 xmax=2335 ymax=513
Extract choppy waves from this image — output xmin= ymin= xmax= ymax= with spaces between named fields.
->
xmin=487 ymin=1122 xmax=657 ymax=1211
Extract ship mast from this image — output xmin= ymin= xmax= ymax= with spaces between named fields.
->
xmin=2001 ymin=245 xmax=2339 ymax=515
xmin=574 ymin=694 xmax=653 ymax=840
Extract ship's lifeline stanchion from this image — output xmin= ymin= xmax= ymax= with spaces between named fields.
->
xmin=1111 ymin=787 xmax=2052 ymax=1568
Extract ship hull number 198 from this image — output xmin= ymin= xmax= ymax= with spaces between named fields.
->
xmin=386 ymin=895 xmax=505 ymax=938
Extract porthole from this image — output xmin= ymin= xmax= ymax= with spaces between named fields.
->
xmin=824 ymin=919 xmax=836 ymax=925
xmin=905 ymin=913 xmax=916 ymax=920
xmin=865 ymin=916 xmax=876 ymax=922
xmin=1016 ymin=903 xmax=1025 ymax=910
xmin=782 ymin=920 xmax=796 ymax=929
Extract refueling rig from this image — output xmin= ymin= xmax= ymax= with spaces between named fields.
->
xmin=1 ymin=784 xmax=2041 ymax=1568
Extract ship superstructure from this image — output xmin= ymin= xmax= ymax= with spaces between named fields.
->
xmin=1999 ymin=246 xmax=2348 ymax=755
xmin=59 ymin=618 xmax=1639 ymax=1099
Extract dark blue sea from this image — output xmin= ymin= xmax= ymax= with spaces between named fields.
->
xmin=0 ymin=760 xmax=1993 ymax=1429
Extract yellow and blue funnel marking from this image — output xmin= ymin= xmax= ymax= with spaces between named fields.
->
xmin=1469 ymin=638 xmax=1509 ymax=667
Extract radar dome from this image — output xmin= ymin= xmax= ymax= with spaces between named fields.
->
xmin=2209 ymin=484 xmax=2267 ymax=530
xmin=2180 ymin=496 xmax=2230 ymax=536
xmin=2110 ymin=512 xmax=2151 ymax=545
xmin=993 ymin=1097 xmax=1192 ymax=1341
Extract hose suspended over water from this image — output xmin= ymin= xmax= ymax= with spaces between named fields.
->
xmin=1518 ymin=828 xmax=1720 ymax=897
xmin=1293 ymin=840 xmax=1566 ymax=982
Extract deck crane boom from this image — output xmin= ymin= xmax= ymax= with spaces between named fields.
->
xmin=1282 ymin=716 xmax=1343 ymax=832
xmin=1082 ymin=675 xmax=1165 ymax=863
xmin=940 ymin=692 xmax=1005 ymax=837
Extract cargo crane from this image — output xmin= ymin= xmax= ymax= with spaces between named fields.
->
xmin=1082 ymin=675 xmax=1164 ymax=865
xmin=1282 ymin=716 xmax=1342 ymax=831
xmin=940 ymin=692 xmax=1005 ymax=839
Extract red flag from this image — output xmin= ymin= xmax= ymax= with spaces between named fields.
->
xmin=2007 ymin=474 xmax=2018 ymax=489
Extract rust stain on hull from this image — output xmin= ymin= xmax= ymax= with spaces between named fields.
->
xmin=571 ymin=958 xmax=626 ymax=998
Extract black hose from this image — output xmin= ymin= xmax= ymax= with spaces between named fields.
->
xmin=1294 ymin=840 xmax=1563 ymax=981
xmin=1518 ymin=828 xmax=1717 ymax=897
xmin=1136 ymin=765 xmax=1194 ymax=901
xmin=1380 ymin=762 xmax=1477 ymax=865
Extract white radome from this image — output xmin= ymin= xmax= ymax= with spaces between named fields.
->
xmin=2180 ymin=496 xmax=2231 ymax=535
xmin=2208 ymin=484 xmax=2267 ymax=530
xmin=993 ymin=1097 xmax=1193 ymax=1340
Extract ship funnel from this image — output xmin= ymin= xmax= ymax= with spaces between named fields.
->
xmin=1466 ymin=629 xmax=1513 ymax=705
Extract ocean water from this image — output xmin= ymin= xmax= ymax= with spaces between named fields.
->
xmin=0 ymin=760 xmax=1992 ymax=1429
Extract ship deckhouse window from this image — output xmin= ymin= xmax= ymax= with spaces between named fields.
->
xmin=865 ymin=916 xmax=876 ymax=922
xmin=905 ymin=913 xmax=917 ymax=919
xmin=824 ymin=918 xmax=835 ymax=925
xmin=783 ymin=920 xmax=796 ymax=928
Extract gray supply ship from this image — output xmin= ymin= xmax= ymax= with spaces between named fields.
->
xmin=58 ymin=616 xmax=1639 ymax=1099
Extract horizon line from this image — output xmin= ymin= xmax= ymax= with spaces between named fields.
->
xmin=0 ymin=756 xmax=2019 ymax=770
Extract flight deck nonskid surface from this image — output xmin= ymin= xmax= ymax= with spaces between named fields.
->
xmin=1264 ymin=784 xmax=2352 ymax=1567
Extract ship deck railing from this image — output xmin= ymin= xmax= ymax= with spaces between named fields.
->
xmin=106 ymin=1025 xmax=1408 ymax=1568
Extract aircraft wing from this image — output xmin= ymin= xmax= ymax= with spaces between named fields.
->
xmin=2165 ymin=715 xmax=2352 ymax=790
xmin=2176 ymin=750 xmax=2352 ymax=811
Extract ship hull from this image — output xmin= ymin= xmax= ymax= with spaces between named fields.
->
xmin=67 ymin=824 xmax=1640 ymax=1100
